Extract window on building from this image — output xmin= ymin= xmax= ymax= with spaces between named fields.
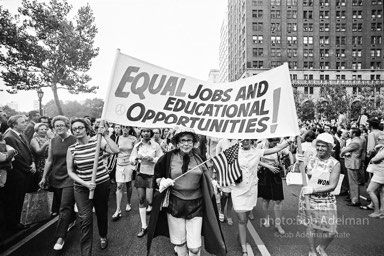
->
xmin=372 ymin=0 xmax=383 ymax=5
xmin=320 ymin=23 xmax=330 ymax=31
xmin=271 ymin=36 xmax=281 ymax=44
xmin=319 ymin=11 xmax=330 ymax=19
xmin=252 ymin=0 xmax=263 ymax=6
xmin=304 ymin=49 xmax=314 ymax=57
xmin=336 ymin=62 xmax=346 ymax=70
xmin=336 ymin=49 xmax=346 ymax=57
xmin=290 ymin=74 xmax=298 ymax=81
xmin=252 ymin=35 xmax=264 ymax=44
xmin=287 ymin=23 xmax=297 ymax=32
xmin=286 ymin=0 xmax=298 ymax=5
xmin=271 ymin=48 xmax=282 ymax=57
xmin=303 ymin=36 xmax=313 ymax=44
xmin=271 ymin=10 xmax=281 ymax=19
xmin=289 ymin=62 xmax=298 ymax=69
xmin=271 ymin=61 xmax=282 ymax=68
xmin=252 ymin=22 xmax=263 ymax=31
xmin=352 ymin=49 xmax=362 ymax=57
xmin=287 ymin=49 xmax=298 ymax=57
xmin=287 ymin=10 xmax=298 ymax=19
xmin=319 ymin=0 xmax=330 ymax=6
xmin=320 ymin=49 xmax=329 ymax=57
xmin=352 ymin=0 xmax=363 ymax=5
xmin=304 ymin=74 xmax=314 ymax=80
xmin=352 ymin=62 xmax=362 ymax=69
xmin=303 ymin=23 xmax=314 ymax=31
xmin=336 ymin=11 xmax=346 ymax=19
xmin=320 ymin=36 xmax=330 ymax=45
xmin=271 ymin=23 xmax=281 ymax=32
xmin=352 ymin=23 xmax=363 ymax=32
xmin=252 ymin=10 xmax=263 ymax=18
xmin=352 ymin=10 xmax=363 ymax=19
xmin=253 ymin=48 xmax=264 ymax=57
xmin=253 ymin=61 xmax=264 ymax=68
xmin=303 ymin=0 xmax=314 ymax=6
xmin=271 ymin=0 xmax=281 ymax=6
xmin=336 ymin=36 xmax=347 ymax=45
xmin=303 ymin=11 xmax=313 ymax=19
xmin=320 ymin=74 xmax=330 ymax=81
xmin=336 ymin=23 xmax=346 ymax=32
xmin=352 ymin=36 xmax=363 ymax=45
xmin=371 ymin=74 xmax=381 ymax=80
xmin=304 ymin=62 xmax=314 ymax=69
xmin=371 ymin=62 xmax=382 ymax=69
xmin=320 ymin=62 xmax=330 ymax=69
xmin=304 ymin=87 xmax=314 ymax=95
xmin=336 ymin=0 xmax=346 ymax=6
xmin=371 ymin=49 xmax=382 ymax=57
xmin=371 ymin=23 xmax=383 ymax=31
xmin=371 ymin=36 xmax=382 ymax=44
xmin=287 ymin=36 xmax=297 ymax=45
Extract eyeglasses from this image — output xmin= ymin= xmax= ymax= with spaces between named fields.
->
xmin=54 ymin=124 xmax=66 ymax=129
xmin=72 ymin=126 xmax=85 ymax=132
xmin=179 ymin=139 xmax=193 ymax=145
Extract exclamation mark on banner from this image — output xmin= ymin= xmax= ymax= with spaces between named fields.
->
xmin=270 ymin=88 xmax=281 ymax=133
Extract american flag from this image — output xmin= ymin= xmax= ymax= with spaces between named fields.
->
xmin=212 ymin=143 xmax=242 ymax=187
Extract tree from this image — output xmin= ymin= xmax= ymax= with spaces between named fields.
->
xmin=43 ymin=98 xmax=104 ymax=118
xmin=1 ymin=105 xmax=20 ymax=116
xmin=0 ymin=0 xmax=99 ymax=115
xmin=316 ymin=85 xmax=351 ymax=121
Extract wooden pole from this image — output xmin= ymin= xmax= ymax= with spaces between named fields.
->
xmin=89 ymin=120 xmax=105 ymax=199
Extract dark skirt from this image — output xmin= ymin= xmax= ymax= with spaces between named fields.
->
xmin=167 ymin=193 xmax=203 ymax=220
xmin=258 ymin=167 xmax=284 ymax=201
xmin=134 ymin=173 xmax=154 ymax=188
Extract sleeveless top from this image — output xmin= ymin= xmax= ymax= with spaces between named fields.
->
xmin=69 ymin=138 xmax=109 ymax=185
xmin=307 ymin=155 xmax=339 ymax=198
xmin=50 ymin=135 xmax=76 ymax=188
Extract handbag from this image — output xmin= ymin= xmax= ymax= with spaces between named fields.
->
xmin=20 ymin=190 xmax=53 ymax=225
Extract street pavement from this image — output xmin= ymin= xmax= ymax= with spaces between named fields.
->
xmin=2 ymin=181 xmax=384 ymax=256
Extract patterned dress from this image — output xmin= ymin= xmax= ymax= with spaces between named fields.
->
xmin=298 ymin=155 xmax=339 ymax=234
xmin=34 ymin=136 xmax=49 ymax=182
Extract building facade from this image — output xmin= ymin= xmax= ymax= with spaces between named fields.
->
xmin=221 ymin=0 xmax=384 ymax=101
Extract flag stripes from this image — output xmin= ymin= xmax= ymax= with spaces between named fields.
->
xmin=212 ymin=143 xmax=242 ymax=187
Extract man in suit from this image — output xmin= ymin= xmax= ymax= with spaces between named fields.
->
xmin=3 ymin=115 xmax=36 ymax=230
xmin=24 ymin=110 xmax=41 ymax=143
xmin=341 ymin=128 xmax=364 ymax=207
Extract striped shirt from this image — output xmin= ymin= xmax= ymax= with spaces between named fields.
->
xmin=69 ymin=138 xmax=109 ymax=185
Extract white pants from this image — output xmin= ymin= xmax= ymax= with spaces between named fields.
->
xmin=167 ymin=214 xmax=202 ymax=249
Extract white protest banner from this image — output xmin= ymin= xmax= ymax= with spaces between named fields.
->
xmin=101 ymin=50 xmax=300 ymax=139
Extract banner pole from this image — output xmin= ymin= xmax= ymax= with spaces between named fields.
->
xmin=89 ymin=120 xmax=105 ymax=199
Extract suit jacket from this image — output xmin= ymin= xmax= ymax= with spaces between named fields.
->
xmin=343 ymin=137 xmax=364 ymax=170
xmin=3 ymin=129 xmax=34 ymax=173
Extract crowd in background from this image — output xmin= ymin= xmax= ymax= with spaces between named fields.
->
xmin=0 ymin=107 xmax=383 ymax=255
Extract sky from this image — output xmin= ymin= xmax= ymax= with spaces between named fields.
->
xmin=0 ymin=0 xmax=228 ymax=112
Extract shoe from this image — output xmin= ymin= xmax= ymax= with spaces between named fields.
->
xmin=146 ymin=206 xmax=152 ymax=213
xmin=347 ymin=202 xmax=361 ymax=207
xmin=316 ymin=245 xmax=328 ymax=256
xmin=368 ymin=212 xmax=383 ymax=218
xmin=126 ymin=204 xmax=132 ymax=212
xmin=137 ymin=227 xmax=147 ymax=238
xmin=262 ymin=218 xmax=270 ymax=228
xmin=53 ymin=240 xmax=65 ymax=250
xmin=67 ymin=220 xmax=76 ymax=231
xmin=275 ymin=225 xmax=285 ymax=234
xmin=219 ymin=213 xmax=224 ymax=222
xmin=112 ymin=211 xmax=121 ymax=221
xmin=50 ymin=212 xmax=59 ymax=217
xmin=360 ymin=204 xmax=374 ymax=211
xmin=100 ymin=237 xmax=108 ymax=249
xmin=248 ymin=211 xmax=254 ymax=220
xmin=227 ymin=218 xmax=233 ymax=226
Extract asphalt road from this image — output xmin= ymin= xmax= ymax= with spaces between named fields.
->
xmin=3 ymin=182 xmax=384 ymax=256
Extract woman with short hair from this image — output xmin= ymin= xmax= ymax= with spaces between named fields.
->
xmin=30 ymin=123 xmax=50 ymax=183
xmin=66 ymin=118 xmax=119 ymax=255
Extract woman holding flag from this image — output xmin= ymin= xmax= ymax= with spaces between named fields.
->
xmin=66 ymin=118 xmax=119 ymax=255
xmin=147 ymin=126 xmax=226 ymax=256
xmin=232 ymin=138 xmax=293 ymax=256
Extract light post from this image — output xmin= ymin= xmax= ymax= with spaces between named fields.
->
xmin=37 ymin=88 xmax=44 ymax=115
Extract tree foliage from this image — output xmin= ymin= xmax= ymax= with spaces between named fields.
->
xmin=44 ymin=97 xmax=103 ymax=118
xmin=315 ymin=85 xmax=351 ymax=121
xmin=0 ymin=0 xmax=99 ymax=115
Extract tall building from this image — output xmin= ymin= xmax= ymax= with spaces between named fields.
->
xmin=222 ymin=0 xmax=384 ymax=100
xmin=219 ymin=13 xmax=229 ymax=82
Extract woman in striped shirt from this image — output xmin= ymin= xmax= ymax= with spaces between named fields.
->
xmin=66 ymin=118 xmax=119 ymax=256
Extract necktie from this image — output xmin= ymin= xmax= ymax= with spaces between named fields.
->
xmin=182 ymin=153 xmax=190 ymax=174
